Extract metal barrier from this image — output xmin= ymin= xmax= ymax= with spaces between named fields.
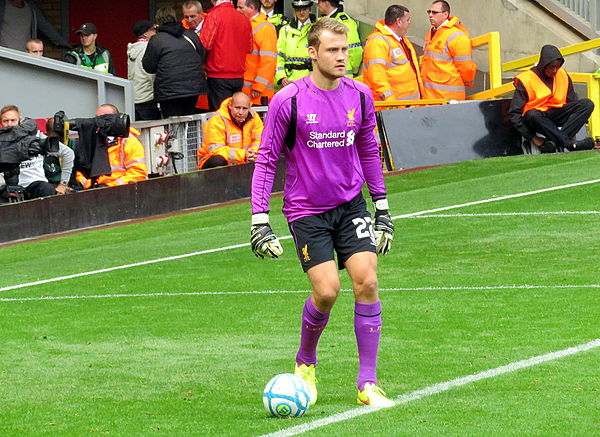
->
xmin=133 ymin=107 xmax=268 ymax=176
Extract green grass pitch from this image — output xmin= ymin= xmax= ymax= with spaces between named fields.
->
xmin=0 ymin=151 xmax=599 ymax=436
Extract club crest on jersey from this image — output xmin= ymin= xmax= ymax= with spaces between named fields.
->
xmin=306 ymin=113 xmax=318 ymax=124
xmin=302 ymin=244 xmax=311 ymax=262
xmin=346 ymin=109 xmax=356 ymax=127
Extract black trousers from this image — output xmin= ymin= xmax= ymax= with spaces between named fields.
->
xmin=25 ymin=181 xmax=56 ymax=200
xmin=159 ymin=96 xmax=199 ymax=118
xmin=524 ymin=99 xmax=594 ymax=148
xmin=135 ymin=100 xmax=160 ymax=121
xmin=207 ymin=77 xmax=243 ymax=111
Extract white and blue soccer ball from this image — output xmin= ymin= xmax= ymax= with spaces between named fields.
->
xmin=263 ymin=373 xmax=311 ymax=418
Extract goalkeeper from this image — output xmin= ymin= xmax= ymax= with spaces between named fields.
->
xmin=250 ymin=18 xmax=395 ymax=408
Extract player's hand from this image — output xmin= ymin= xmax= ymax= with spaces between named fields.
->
xmin=251 ymin=213 xmax=283 ymax=259
xmin=373 ymin=199 xmax=394 ymax=255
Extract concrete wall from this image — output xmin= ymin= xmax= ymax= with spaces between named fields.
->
xmin=0 ymin=47 xmax=134 ymax=119
xmin=346 ymin=0 xmax=600 ymax=78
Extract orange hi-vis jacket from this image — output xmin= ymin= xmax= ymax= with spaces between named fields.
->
xmin=421 ymin=16 xmax=477 ymax=100
xmin=515 ymin=68 xmax=569 ymax=115
xmin=243 ymin=13 xmax=277 ymax=105
xmin=77 ymin=127 xmax=147 ymax=189
xmin=363 ymin=21 xmax=423 ymax=101
xmin=197 ymin=97 xmax=264 ymax=169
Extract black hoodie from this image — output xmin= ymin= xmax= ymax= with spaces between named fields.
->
xmin=509 ymin=44 xmax=577 ymax=138
xmin=142 ymin=22 xmax=207 ymax=101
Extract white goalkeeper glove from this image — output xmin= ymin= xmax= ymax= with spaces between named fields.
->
xmin=250 ymin=213 xmax=284 ymax=259
xmin=373 ymin=198 xmax=394 ymax=255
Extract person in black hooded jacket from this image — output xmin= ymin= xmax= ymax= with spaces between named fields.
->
xmin=509 ymin=44 xmax=595 ymax=153
xmin=142 ymin=7 xmax=208 ymax=118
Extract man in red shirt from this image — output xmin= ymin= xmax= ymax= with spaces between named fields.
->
xmin=201 ymin=0 xmax=253 ymax=110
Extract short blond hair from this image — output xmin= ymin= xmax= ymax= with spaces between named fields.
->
xmin=307 ymin=18 xmax=348 ymax=51
xmin=0 ymin=104 xmax=20 ymax=118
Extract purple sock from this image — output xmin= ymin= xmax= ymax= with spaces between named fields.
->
xmin=295 ymin=297 xmax=330 ymax=366
xmin=354 ymin=301 xmax=382 ymax=391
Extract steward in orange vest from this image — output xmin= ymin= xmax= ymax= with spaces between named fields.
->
xmin=421 ymin=2 xmax=476 ymax=100
xmin=363 ymin=7 xmax=423 ymax=102
xmin=240 ymin=6 xmax=277 ymax=105
xmin=509 ymin=44 xmax=595 ymax=152
xmin=77 ymin=127 xmax=148 ymax=188
xmin=197 ymin=93 xmax=263 ymax=169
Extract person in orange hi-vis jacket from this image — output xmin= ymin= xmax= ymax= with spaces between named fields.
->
xmin=197 ymin=92 xmax=263 ymax=169
xmin=238 ymin=0 xmax=277 ymax=105
xmin=363 ymin=5 xmax=423 ymax=102
xmin=420 ymin=1 xmax=476 ymax=100
xmin=76 ymin=104 xmax=147 ymax=189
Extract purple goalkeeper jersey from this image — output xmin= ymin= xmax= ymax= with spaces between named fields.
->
xmin=251 ymin=76 xmax=386 ymax=222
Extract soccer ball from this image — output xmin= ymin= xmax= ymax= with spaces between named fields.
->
xmin=263 ymin=373 xmax=311 ymax=418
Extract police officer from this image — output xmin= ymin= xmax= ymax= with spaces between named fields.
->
xmin=275 ymin=0 xmax=315 ymax=88
xmin=316 ymin=0 xmax=362 ymax=76
xmin=260 ymin=0 xmax=289 ymax=35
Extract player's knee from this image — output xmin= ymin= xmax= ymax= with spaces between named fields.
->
xmin=353 ymin=274 xmax=378 ymax=301
xmin=313 ymin=289 xmax=339 ymax=310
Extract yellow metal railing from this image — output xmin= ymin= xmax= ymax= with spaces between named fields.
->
xmin=570 ymin=72 xmax=600 ymax=138
xmin=502 ymin=38 xmax=600 ymax=72
xmin=471 ymin=32 xmax=503 ymax=89
xmin=374 ymin=99 xmax=446 ymax=109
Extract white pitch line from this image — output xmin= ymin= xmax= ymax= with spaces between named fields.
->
xmin=1 ymin=179 xmax=599 ymax=294
xmin=0 ymin=238 xmax=284 ymax=294
xmin=393 ymin=179 xmax=600 ymax=219
xmin=260 ymin=338 xmax=600 ymax=437
xmin=1 ymin=284 xmax=598 ymax=302
xmin=403 ymin=211 xmax=600 ymax=218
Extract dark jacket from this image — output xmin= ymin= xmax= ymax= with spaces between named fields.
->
xmin=64 ymin=43 xmax=115 ymax=75
xmin=509 ymin=45 xmax=577 ymax=138
xmin=142 ymin=22 xmax=207 ymax=102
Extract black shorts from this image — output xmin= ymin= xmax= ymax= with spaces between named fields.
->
xmin=288 ymin=194 xmax=376 ymax=272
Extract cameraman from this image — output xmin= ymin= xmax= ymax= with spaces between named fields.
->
xmin=0 ymin=105 xmax=74 ymax=199
xmin=75 ymin=104 xmax=147 ymax=189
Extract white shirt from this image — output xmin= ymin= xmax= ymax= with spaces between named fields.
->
xmin=298 ymin=18 xmax=312 ymax=30
xmin=261 ymin=8 xmax=274 ymax=19
xmin=19 ymin=132 xmax=74 ymax=187
xmin=434 ymin=19 xmax=450 ymax=31
xmin=384 ymin=25 xmax=403 ymax=43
